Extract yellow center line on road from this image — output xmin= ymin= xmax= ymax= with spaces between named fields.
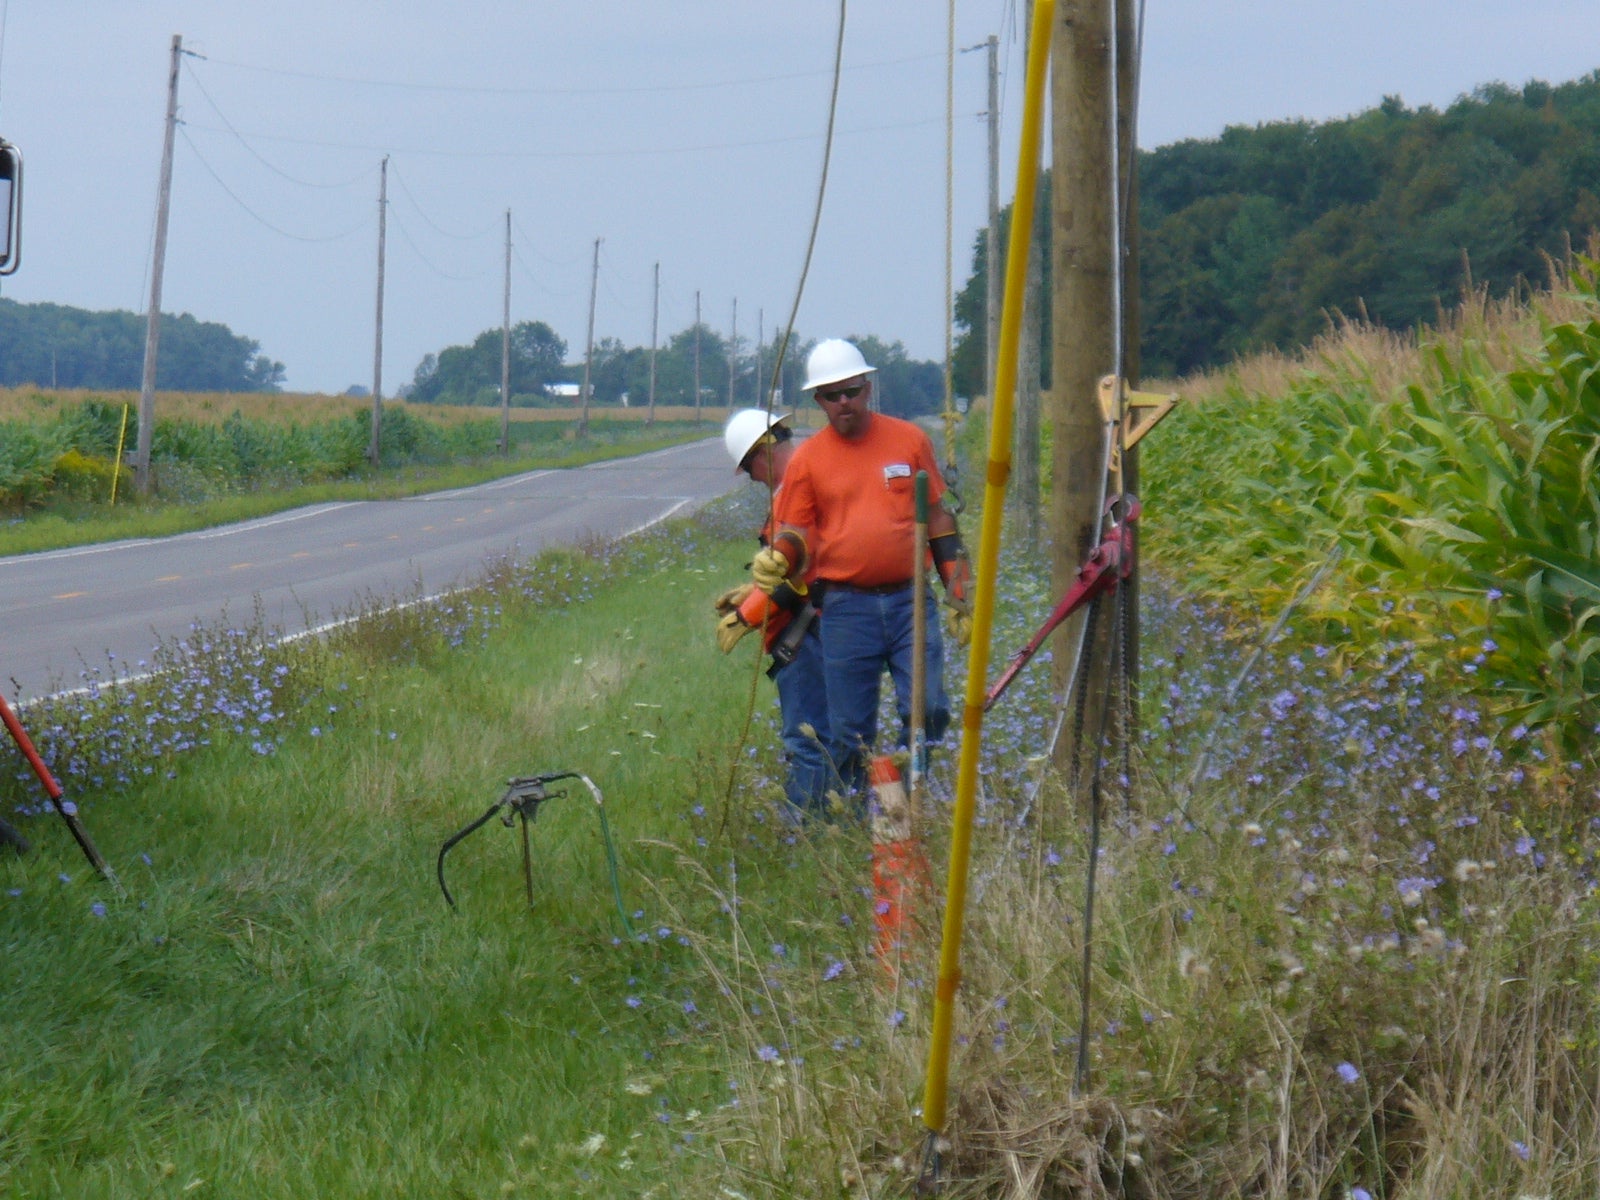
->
xmin=155 ymin=575 xmax=182 ymax=582
xmin=229 ymin=562 xmax=252 ymax=570
xmin=53 ymin=591 xmax=86 ymax=600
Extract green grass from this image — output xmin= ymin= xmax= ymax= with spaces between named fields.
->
xmin=8 ymin=415 xmax=778 ymax=1193
xmin=5 ymin=437 xmax=1600 ymax=1196
xmin=0 ymin=503 xmax=882 ymax=1197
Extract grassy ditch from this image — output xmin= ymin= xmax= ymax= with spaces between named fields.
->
xmin=4 ymin=485 xmax=1598 ymax=1198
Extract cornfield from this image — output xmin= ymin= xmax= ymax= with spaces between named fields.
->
xmin=1143 ymin=256 xmax=1600 ymax=739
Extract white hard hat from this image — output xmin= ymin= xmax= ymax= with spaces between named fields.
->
xmin=802 ymin=338 xmax=876 ymax=392
xmin=723 ymin=408 xmax=789 ymax=471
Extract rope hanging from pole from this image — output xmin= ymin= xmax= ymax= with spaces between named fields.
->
xmin=718 ymin=0 xmax=848 ymax=830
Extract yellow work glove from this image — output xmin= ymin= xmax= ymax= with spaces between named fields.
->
xmin=713 ymin=582 xmax=755 ymax=616
xmin=944 ymin=592 xmax=973 ymax=648
xmin=750 ymin=547 xmax=790 ymax=594
xmin=716 ymin=610 xmax=755 ymax=654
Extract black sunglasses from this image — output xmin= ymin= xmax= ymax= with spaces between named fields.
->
xmin=816 ymin=383 xmax=866 ymax=404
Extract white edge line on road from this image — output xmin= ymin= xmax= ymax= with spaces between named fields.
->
xmin=187 ymin=503 xmax=359 ymax=540
xmin=408 ymin=469 xmax=555 ymax=500
xmin=0 ymin=503 xmax=359 ymax=568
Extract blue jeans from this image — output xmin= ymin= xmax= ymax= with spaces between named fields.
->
xmin=773 ymin=620 xmax=835 ymax=817
xmin=817 ymin=584 xmax=950 ymax=794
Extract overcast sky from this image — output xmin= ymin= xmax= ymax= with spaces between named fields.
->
xmin=0 ymin=2 xmax=1593 ymax=394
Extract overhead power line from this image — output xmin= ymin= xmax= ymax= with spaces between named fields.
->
xmin=387 ymin=208 xmax=489 ymax=282
xmin=182 ymin=60 xmax=374 ymax=190
xmin=510 ymin=215 xmax=581 ymax=268
xmin=389 ymin=162 xmax=500 ymax=241
xmin=198 ymin=49 xmax=946 ymax=98
xmin=177 ymin=114 xmax=944 ymax=163
xmin=179 ymin=127 xmax=371 ymax=243
xmin=509 ymin=245 xmax=576 ymax=301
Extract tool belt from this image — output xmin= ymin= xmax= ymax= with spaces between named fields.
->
xmin=767 ymin=599 xmax=819 ymax=678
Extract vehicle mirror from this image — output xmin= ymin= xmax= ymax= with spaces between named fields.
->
xmin=0 ymin=140 xmax=21 ymax=275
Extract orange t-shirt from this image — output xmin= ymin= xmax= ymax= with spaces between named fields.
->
xmin=773 ymin=414 xmax=946 ymax=588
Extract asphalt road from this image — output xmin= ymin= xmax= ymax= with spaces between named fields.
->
xmin=2 ymin=437 xmax=738 ymax=704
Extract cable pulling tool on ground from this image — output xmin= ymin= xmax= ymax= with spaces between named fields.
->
xmin=436 ymin=771 xmax=631 ymax=934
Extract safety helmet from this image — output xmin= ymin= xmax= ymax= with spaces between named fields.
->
xmin=723 ymin=408 xmax=790 ymax=472
xmin=802 ymin=338 xmax=876 ymax=392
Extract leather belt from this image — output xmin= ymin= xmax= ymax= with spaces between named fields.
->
xmin=816 ymin=578 xmax=913 ymax=597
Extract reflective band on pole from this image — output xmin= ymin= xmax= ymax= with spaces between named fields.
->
xmin=920 ymin=0 xmax=1054 ymax=1137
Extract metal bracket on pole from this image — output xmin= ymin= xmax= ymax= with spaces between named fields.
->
xmin=1098 ymin=374 xmax=1179 ymax=473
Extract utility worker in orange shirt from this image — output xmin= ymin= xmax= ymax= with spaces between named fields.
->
xmin=714 ymin=408 xmax=836 ymax=817
xmin=747 ymin=339 xmax=973 ymax=796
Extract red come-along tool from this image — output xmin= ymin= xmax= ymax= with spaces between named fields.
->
xmin=984 ymin=495 xmax=1140 ymax=712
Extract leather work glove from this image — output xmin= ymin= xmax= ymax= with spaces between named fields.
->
xmin=716 ymin=610 xmax=755 ymax=654
xmin=750 ymin=547 xmax=791 ymax=594
xmin=944 ymin=592 xmax=973 ymax=648
xmin=713 ymin=582 xmax=755 ymax=616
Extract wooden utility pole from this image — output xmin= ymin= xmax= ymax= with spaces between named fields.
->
xmin=1049 ymin=0 xmax=1137 ymax=771
xmin=369 ymin=155 xmax=388 ymax=467
xmin=579 ymin=236 xmax=600 ymax=436
xmin=728 ymin=298 xmax=738 ymax=410
xmin=500 ymin=208 xmax=512 ymax=455
xmin=1015 ymin=13 xmax=1044 ymax=553
xmin=136 ymin=33 xmax=182 ymax=496
xmin=647 ymin=261 xmax=659 ymax=425
xmin=1115 ymin=0 xmax=1143 ymax=716
xmin=1016 ymin=196 xmax=1046 ymax=553
xmin=693 ymin=290 xmax=702 ymax=422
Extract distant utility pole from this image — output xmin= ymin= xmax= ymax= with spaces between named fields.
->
xmin=693 ymin=290 xmax=702 ymax=423
xmin=755 ymin=307 xmax=764 ymax=407
xmin=500 ymin=208 xmax=512 ymax=455
xmin=369 ymin=155 xmax=388 ymax=468
xmin=728 ymin=298 xmax=737 ymax=411
xmin=579 ymin=236 xmax=600 ymax=437
xmin=647 ymin=261 xmax=659 ymax=425
xmin=135 ymin=33 xmax=183 ymax=497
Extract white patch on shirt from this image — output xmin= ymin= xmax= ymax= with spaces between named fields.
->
xmin=883 ymin=462 xmax=912 ymax=481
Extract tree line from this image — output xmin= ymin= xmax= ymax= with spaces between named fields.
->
xmin=0 ymin=293 xmax=947 ymax=417
xmin=0 ymin=299 xmax=286 ymax=392
xmin=404 ymin=323 xmax=947 ymax=418
xmin=953 ymin=70 xmax=1600 ymax=386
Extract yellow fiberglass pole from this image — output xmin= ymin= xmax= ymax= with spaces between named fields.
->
xmin=921 ymin=0 xmax=1054 ymax=1136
